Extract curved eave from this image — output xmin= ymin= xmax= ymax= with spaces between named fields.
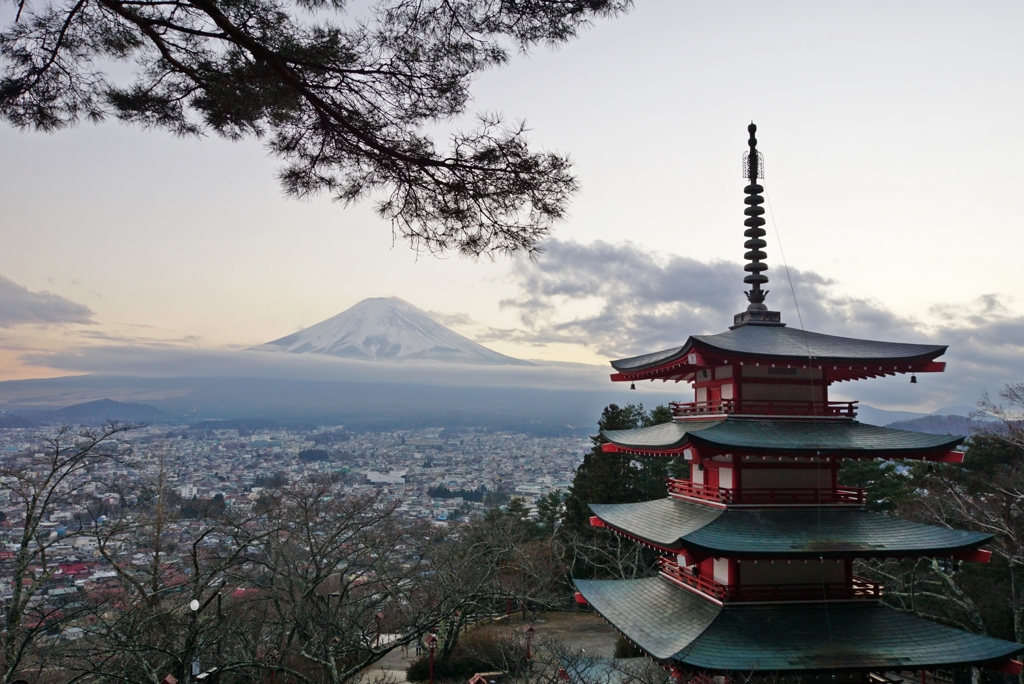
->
xmin=609 ymin=334 xmax=948 ymax=384
xmin=601 ymin=419 xmax=965 ymax=460
xmin=602 ymin=441 xmax=964 ymax=462
xmin=609 ymin=341 xmax=694 ymax=374
xmin=575 ymin=577 xmax=1024 ymax=673
xmin=679 ymin=532 xmax=994 ymax=561
xmin=611 ymin=351 xmax=946 ymax=384
xmin=588 ymin=499 xmax=994 ymax=559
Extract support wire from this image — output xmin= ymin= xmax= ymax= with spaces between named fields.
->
xmin=765 ymin=193 xmax=837 ymax=682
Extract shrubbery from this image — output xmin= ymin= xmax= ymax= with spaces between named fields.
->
xmin=406 ymin=631 xmax=526 ymax=683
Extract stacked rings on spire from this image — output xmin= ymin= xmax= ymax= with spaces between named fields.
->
xmin=743 ymin=184 xmax=768 ymax=288
xmin=743 ymin=123 xmax=769 ymax=310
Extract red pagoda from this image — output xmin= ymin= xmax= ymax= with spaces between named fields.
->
xmin=573 ymin=124 xmax=1023 ymax=681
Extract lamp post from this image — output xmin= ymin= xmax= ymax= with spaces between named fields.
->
xmin=216 ymin=592 xmax=223 ymax=664
xmin=521 ymin=624 xmax=534 ymax=661
xmin=187 ymin=599 xmax=201 ymax=684
xmin=424 ymin=633 xmax=438 ymax=684
xmin=522 ymin=624 xmax=534 ymax=684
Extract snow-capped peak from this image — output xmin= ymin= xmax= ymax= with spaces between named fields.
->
xmin=249 ymin=297 xmax=529 ymax=365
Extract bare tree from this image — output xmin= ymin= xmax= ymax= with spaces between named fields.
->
xmin=207 ymin=477 xmax=530 ymax=684
xmin=0 ymin=422 xmax=136 ymax=683
xmin=457 ymin=631 xmax=668 ymax=684
xmin=866 ymin=383 xmax=1024 ymax=654
xmin=65 ymin=450 xmax=277 ymax=684
xmin=858 ymin=557 xmax=989 ymax=635
xmin=562 ymin=529 xmax=651 ymax=581
xmin=977 ymin=383 xmax=1024 ymax=449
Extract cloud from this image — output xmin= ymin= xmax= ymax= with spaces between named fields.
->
xmin=0 ymin=275 xmax=95 ymax=328
xmin=491 ymin=239 xmax=912 ymax=357
xmin=427 ymin=310 xmax=476 ymax=328
xmin=76 ymin=329 xmax=202 ymax=345
xmin=18 ymin=343 xmax=624 ymax=393
xmin=495 ymin=240 xmax=1024 ymax=410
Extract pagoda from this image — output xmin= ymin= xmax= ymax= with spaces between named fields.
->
xmin=573 ymin=124 xmax=1024 ymax=681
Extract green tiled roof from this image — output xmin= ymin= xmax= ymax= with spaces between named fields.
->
xmin=575 ymin=577 xmax=1023 ymax=671
xmin=575 ymin=577 xmax=719 ymax=660
xmin=611 ymin=326 xmax=946 ymax=372
xmin=602 ymin=417 xmax=963 ymax=455
xmin=588 ymin=499 xmax=992 ymax=557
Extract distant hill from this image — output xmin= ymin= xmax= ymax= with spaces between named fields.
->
xmin=0 ymin=413 xmax=35 ymax=429
xmin=885 ymin=414 xmax=980 ymax=437
xmin=54 ymin=399 xmax=166 ymax=423
xmin=928 ymin=405 xmax=979 ymax=418
xmin=856 ymin=405 xmax=927 ymax=426
xmin=250 ymin=297 xmax=530 ymax=365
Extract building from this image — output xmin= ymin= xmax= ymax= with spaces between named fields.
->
xmin=574 ymin=124 xmax=1024 ymax=681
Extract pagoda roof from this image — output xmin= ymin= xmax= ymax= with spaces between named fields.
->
xmin=601 ymin=417 xmax=964 ymax=458
xmin=588 ymin=498 xmax=991 ymax=557
xmin=610 ymin=325 xmax=946 ymax=383
xmin=574 ymin=577 xmax=1022 ymax=672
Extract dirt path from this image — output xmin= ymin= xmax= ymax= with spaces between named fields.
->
xmin=472 ymin=612 xmax=619 ymax=658
xmin=360 ymin=611 xmax=618 ymax=683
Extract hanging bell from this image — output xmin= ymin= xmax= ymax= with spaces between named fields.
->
xmin=630 ymin=383 xmax=636 ymax=390
xmin=910 ymin=375 xmax=917 ymax=384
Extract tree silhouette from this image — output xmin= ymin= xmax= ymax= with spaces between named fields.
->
xmin=0 ymin=0 xmax=630 ymax=256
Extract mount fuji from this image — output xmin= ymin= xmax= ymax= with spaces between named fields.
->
xmin=249 ymin=297 xmax=530 ymax=365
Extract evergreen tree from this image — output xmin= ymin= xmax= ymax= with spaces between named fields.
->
xmin=837 ymin=459 xmax=913 ymax=513
xmin=503 ymin=497 xmax=532 ymax=527
xmin=561 ymin=403 xmax=675 ymax=534
xmin=535 ymin=491 xmax=565 ymax=538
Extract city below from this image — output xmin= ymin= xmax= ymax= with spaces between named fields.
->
xmin=0 ymin=421 xmax=588 ymax=606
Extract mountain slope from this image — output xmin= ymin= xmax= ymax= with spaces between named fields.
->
xmin=54 ymin=398 xmax=166 ymax=423
xmin=885 ymin=414 xmax=979 ymax=436
xmin=250 ymin=297 xmax=530 ymax=365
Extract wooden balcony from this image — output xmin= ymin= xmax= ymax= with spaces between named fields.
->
xmin=658 ymin=558 xmax=883 ymax=603
xmin=667 ymin=478 xmax=866 ymax=506
xmin=669 ymin=399 xmax=858 ymax=418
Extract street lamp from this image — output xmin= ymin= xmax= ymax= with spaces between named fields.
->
xmin=424 ymin=633 xmax=438 ymax=684
xmin=522 ymin=623 xmax=534 ymax=684
xmin=375 ymin=611 xmax=384 ymax=647
xmin=521 ymin=624 xmax=534 ymax=661
xmin=188 ymin=599 xmax=201 ymax=682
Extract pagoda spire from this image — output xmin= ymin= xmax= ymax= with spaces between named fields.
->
xmin=733 ymin=122 xmax=782 ymax=327
xmin=743 ymin=123 xmax=768 ymax=309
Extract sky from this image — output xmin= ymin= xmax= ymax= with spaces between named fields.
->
xmin=1 ymin=1 xmax=1023 ymax=411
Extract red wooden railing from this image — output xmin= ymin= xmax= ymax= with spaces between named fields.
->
xmin=669 ymin=399 xmax=857 ymax=418
xmin=658 ymin=558 xmax=883 ymax=602
xmin=659 ymin=558 xmax=727 ymax=599
xmin=667 ymin=478 xmax=865 ymax=505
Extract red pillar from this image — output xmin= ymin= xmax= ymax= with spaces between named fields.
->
xmin=734 ymin=459 xmax=743 ymax=502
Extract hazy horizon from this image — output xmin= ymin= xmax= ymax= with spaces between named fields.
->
xmin=2 ymin=1 xmax=1022 ymax=413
